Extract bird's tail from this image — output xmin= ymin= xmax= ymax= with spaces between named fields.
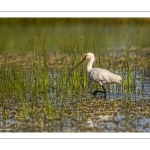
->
xmin=110 ymin=74 xmax=122 ymax=84
xmin=115 ymin=75 xmax=122 ymax=84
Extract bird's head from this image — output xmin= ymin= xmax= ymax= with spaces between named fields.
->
xmin=85 ymin=52 xmax=95 ymax=60
xmin=71 ymin=52 xmax=95 ymax=72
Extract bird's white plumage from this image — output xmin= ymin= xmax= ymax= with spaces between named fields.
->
xmin=89 ymin=68 xmax=121 ymax=85
xmin=85 ymin=52 xmax=122 ymax=87
xmin=72 ymin=52 xmax=122 ymax=98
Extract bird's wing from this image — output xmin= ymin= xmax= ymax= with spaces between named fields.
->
xmin=105 ymin=70 xmax=122 ymax=84
xmin=90 ymin=68 xmax=121 ymax=84
xmin=89 ymin=68 xmax=106 ymax=83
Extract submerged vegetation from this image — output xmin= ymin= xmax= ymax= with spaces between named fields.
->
xmin=0 ymin=18 xmax=150 ymax=132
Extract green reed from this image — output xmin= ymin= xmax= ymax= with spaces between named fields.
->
xmin=122 ymin=30 xmax=139 ymax=94
xmin=141 ymin=67 xmax=145 ymax=91
xmin=0 ymin=34 xmax=55 ymax=121
xmin=0 ymin=25 xmax=148 ymax=127
xmin=42 ymin=33 xmax=53 ymax=119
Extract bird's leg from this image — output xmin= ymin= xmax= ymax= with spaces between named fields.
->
xmin=92 ymin=85 xmax=106 ymax=98
xmin=102 ymin=85 xmax=106 ymax=99
xmin=92 ymin=90 xmax=105 ymax=95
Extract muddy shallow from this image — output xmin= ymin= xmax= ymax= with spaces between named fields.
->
xmin=0 ymin=54 xmax=150 ymax=132
xmin=0 ymin=76 xmax=150 ymax=132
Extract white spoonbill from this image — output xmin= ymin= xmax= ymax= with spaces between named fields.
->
xmin=72 ymin=52 xmax=122 ymax=98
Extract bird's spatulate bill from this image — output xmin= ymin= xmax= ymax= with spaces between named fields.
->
xmin=71 ymin=56 xmax=86 ymax=71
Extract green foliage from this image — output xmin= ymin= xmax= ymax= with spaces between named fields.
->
xmin=1 ymin=18 xmax=150 ymax=27
xmin=0 ymin=23 xmax=148 ymax=128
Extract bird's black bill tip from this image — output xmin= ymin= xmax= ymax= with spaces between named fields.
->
xmin=71 ymin=56 xmax=86 ymax=72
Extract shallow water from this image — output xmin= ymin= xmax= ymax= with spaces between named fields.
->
xmin=0 ymin=69 xmax=150 ymax=132
xmin=0 ymin=23 xmax=150 ymax=132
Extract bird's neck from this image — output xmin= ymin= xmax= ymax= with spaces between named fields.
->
xmin=87 ymin=57 xmax=95 ymax=73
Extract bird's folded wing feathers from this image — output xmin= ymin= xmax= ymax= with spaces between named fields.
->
xmin=90 ymin=68 xmax=121 ymax=84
